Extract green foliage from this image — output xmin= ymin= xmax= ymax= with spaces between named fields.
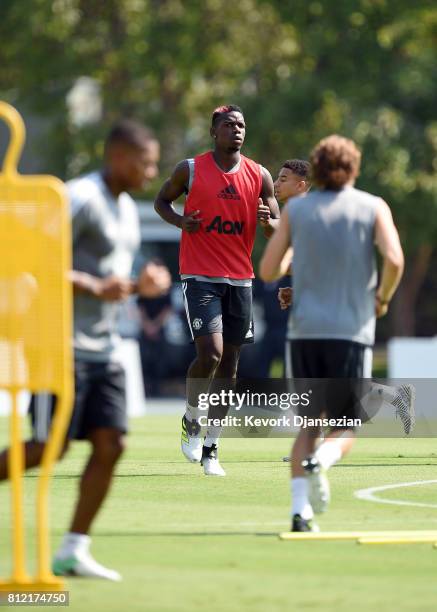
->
xmin=1 ymin=0 xmax=436 ymax=327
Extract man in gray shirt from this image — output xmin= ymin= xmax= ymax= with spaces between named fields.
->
xmin=260 ymin=135 xmax=405 ymax=532
xmin=0 ymin=119 xmax=160 ymax=578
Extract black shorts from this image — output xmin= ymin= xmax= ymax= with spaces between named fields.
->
xmin=286 ymin=339 xmax=373 ymax=426
xmin=181 ymin=279 xmax=254 ymax=346
xmin=29 ymin=361 xmax=127 ymax=442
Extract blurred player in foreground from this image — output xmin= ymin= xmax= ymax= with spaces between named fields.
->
xmin=0 ymin=119 xmax=160 ymax=578
xmin=155 ymin=104 xmax=279 ymax=476
xmin=260 ymin=134 xmax=406 ymax=531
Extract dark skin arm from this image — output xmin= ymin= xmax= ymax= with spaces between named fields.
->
xmin=154 ymin=160 xmax=203 ymax=232
xmin=257 ymin=166 xmax=280 ymax=238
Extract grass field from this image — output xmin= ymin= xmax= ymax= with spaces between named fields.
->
xmin=1 ymin=415 xmax=437 ymax=611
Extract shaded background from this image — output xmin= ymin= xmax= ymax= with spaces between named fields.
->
xmin=1 ymin=0 xmax=436 ymax=346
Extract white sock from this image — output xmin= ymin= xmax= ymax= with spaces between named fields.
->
xmin=56 ymin=532 xmax=90 ymax=559
xmin=185 ymin=403 xmax=202 ymax=422
xmin=204 ymin=431 xmax=220 ymax=448
xmin=291 ymin=477 xmax=313 ymax=520
xmin=315 ymin=442 xmax=343 ymax=470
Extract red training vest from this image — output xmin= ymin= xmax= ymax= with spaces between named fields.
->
xmin=179 ymin=151 xmax=262 ymax=278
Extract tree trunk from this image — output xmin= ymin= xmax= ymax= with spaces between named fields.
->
xmin=390 ymin=244 xmax=433 ymax=337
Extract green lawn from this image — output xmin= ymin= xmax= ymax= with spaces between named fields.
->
xmin=1 ymin=416 xmax=436 ymax=611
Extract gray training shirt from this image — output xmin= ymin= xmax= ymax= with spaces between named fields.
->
xmin=287 ymin=186 xmax=378 ymax=346
xmin=69 ymin=171 xmax=141 ymax=362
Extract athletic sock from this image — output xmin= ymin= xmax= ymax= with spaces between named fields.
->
xmin=185 ymin=403 xmax=202 ymax=423
xmin=204 ymin=431 xmax=220 ymax=448
xmin=56 ymin=532 xmax=90 ymax=559
xmin=314 ymin=441 xmax=343 ymax=470
xmin=291 ymin=477 xmax=313 ymax=520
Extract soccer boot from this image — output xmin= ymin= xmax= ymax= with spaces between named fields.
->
xmin=201 ymin=444 xmax=226 ymax=476
xmin=302 ymin=455 xmax=330 ymax=514
xmin=181 ymin=414 xmax=202 ymax=463
xmin=53 ymin=543 xmax=121 ymax=582
xmin=393 ymin=384 xmax=416 ymax=435
xmin=291 ymin=514 xmax=319 ymax=532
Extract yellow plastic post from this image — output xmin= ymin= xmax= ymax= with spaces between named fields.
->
xmin=0 ymin=101 xmax=73 ymax=591
xmin=278 ymin=530 xmax=437 ymax=542
xmin=9 ymin=390 xmax=29 ymax=585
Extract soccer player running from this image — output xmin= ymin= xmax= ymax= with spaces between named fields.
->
xmin=155 ymin=104 xmax=279 ymax=476
xmin=260 ymin=135 xmax=405 ymax=531
xmin=0 ymin=120 xmax=160 ymax=578
xmin=276 ymin=165 xmax=415 ymax=435
xmin=273 ymin=159 xmax=311 ymax=319
xmin=272 ymin=159 xmax=310 ymax=462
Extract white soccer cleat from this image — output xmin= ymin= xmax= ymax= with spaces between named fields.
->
xmin=393 ymin=384 xmax=416 ymax=435
xmin=302 ymin=456 xmax=330 ymax=514
xmin=181 ymin=415 xmax=203 ymax=463
xmin=53 ymin=549 xmax=121 ymax=581
xmin=201 ymin=444 xmax=226 ymax=476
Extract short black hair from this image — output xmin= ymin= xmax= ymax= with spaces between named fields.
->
xmin=211 ymin=104 xmax=243 ymax=126
xmin=282 ymin=159 xmax=311 ymax=179
xmin=105 ymin=119 xmax=155 ymax=151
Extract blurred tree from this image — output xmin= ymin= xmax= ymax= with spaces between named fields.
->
xmin=252 ymin=0 xmax=437 ymax=337
xmin=0 ymin=0 xmax=297 ymax=175
xmin=0 ymin=0 xmax=436 ymax=335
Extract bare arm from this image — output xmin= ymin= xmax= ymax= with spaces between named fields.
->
xmin=154 ymin=160 xmax=203 ymax=232
xmin=70 ymin=271 xmax=134 ymax=301
xmin=257 ymin=166 xmax=280 ymax=238
xmin=374 ymin=199 xmax=404 ymax=317
xmin=259 ymin=204 xmax=293 ymax=281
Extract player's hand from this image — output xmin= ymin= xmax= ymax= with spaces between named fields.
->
xmin=135 ymin=263 xmax=172 ymax=298
xmin=180 ymin=210 xmax=203 ymax=233
xmin=375 ymin=294 xmax=389 ymax=318
xmin=278 ymin=286 xmax=292 ymax=310
xmin=257 ymin=198 xmax=270 ymax=226
xmin=94 ymin=276 xmax=133 ymax=302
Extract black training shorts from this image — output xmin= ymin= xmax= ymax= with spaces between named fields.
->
xmin=181 ymin=279 xmax=254 ymax=345
xmin=29 ymin=360 xmax=127 ymax=442
xmin=286 ymin=339 xmax=373 ymax=426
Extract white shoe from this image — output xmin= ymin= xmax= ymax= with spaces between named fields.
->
xmin=302 ymin=456 xmax=330 ymax=514
xmin=201 ymin=444 xmax=226 ymax=476
xmin=181 ymin=415 xmax=202 ymax=463
xmin=53 ymin=550 xmax=121 ymax=581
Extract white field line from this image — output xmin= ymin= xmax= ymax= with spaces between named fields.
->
xmin=355 ymin=479 xmax=437 ymax=509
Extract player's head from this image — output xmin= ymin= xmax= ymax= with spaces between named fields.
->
xmin=274 ymin=159 xmax=311 ymax=203
xmin=210 ymin=105 xmax=245 ymax=153
xmin=104 ymin=119 xmax=160 ymax=191
xmin=310 ymin=135 xmax=361 ymax=191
